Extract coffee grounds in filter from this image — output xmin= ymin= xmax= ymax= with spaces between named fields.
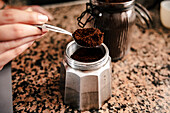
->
xmin=71 ymin=47 xmax=105 ymax=62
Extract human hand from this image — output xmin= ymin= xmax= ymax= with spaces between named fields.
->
xmin=0 ymin=9 xmax=49 ymax=70
xmin=8 ymin=5 xmax=53 ymax=21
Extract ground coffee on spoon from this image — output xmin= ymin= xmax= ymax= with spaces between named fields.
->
xmin=72 ymin=28 xmax=104 ymax=47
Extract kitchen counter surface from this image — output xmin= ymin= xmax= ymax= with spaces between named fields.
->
xmin=12 ymin=2 xmax=169 ymax=113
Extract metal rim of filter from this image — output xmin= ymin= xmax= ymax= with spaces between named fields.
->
xmin=64 ymin=41 xmax=110 ymax=71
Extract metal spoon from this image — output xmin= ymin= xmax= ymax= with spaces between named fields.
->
xmin=35 ymin=24 xmax=73 ymax=37
xmin=35 ymin=24 xmax=101 ymax=48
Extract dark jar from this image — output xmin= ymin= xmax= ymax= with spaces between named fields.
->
xmin=77 ymin=0 xmax=152 ymax=60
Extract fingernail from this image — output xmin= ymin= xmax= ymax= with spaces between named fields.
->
xmin=49 ymin=15 xmax=54 ymax=20
xmin=38 ymin=14 xmax=48 ymax=23
xmin=0 ymin=66 xmax=4 ymax=71
xmin=28 ymin=41 xmax=34 ymax=46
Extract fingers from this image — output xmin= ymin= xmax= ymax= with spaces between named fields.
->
xmin=0 ymin=9 xmax=48 ymax=25
xmin=30 ymin=5 xmax=54 ymax=20
xmin=0 ymin=35 xmax=43 ymax=54
xmin=0 ymin=41 xmax=34 ymax=68
xmin=0 ymin=24 xmax=47 ymax=41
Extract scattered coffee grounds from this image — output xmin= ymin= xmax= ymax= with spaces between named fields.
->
xmin=72 ymin=28 xmax=104 ymax=47
xmin=71 ymin=47 xmax=105 ymax=62
xmin=98 ymin=0 xmax=130 ymax=3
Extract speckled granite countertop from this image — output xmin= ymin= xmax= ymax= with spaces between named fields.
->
xmin=12 ymin=2 xmax=170 ymax=113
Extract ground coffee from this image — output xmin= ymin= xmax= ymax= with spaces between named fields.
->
xmin=72 ymin=28 xmax=104 ymax=47
xmin=71 ymin=47 xmax=105 ymax=62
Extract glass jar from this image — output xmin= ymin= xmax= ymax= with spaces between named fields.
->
xmin=77 ymin=0 xmax=152 ymax=60
xmin=60 ymin=41 xmax=112 ymax=111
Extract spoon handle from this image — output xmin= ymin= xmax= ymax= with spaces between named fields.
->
xmin=35 ymin=24 xmax=72 ymax=37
